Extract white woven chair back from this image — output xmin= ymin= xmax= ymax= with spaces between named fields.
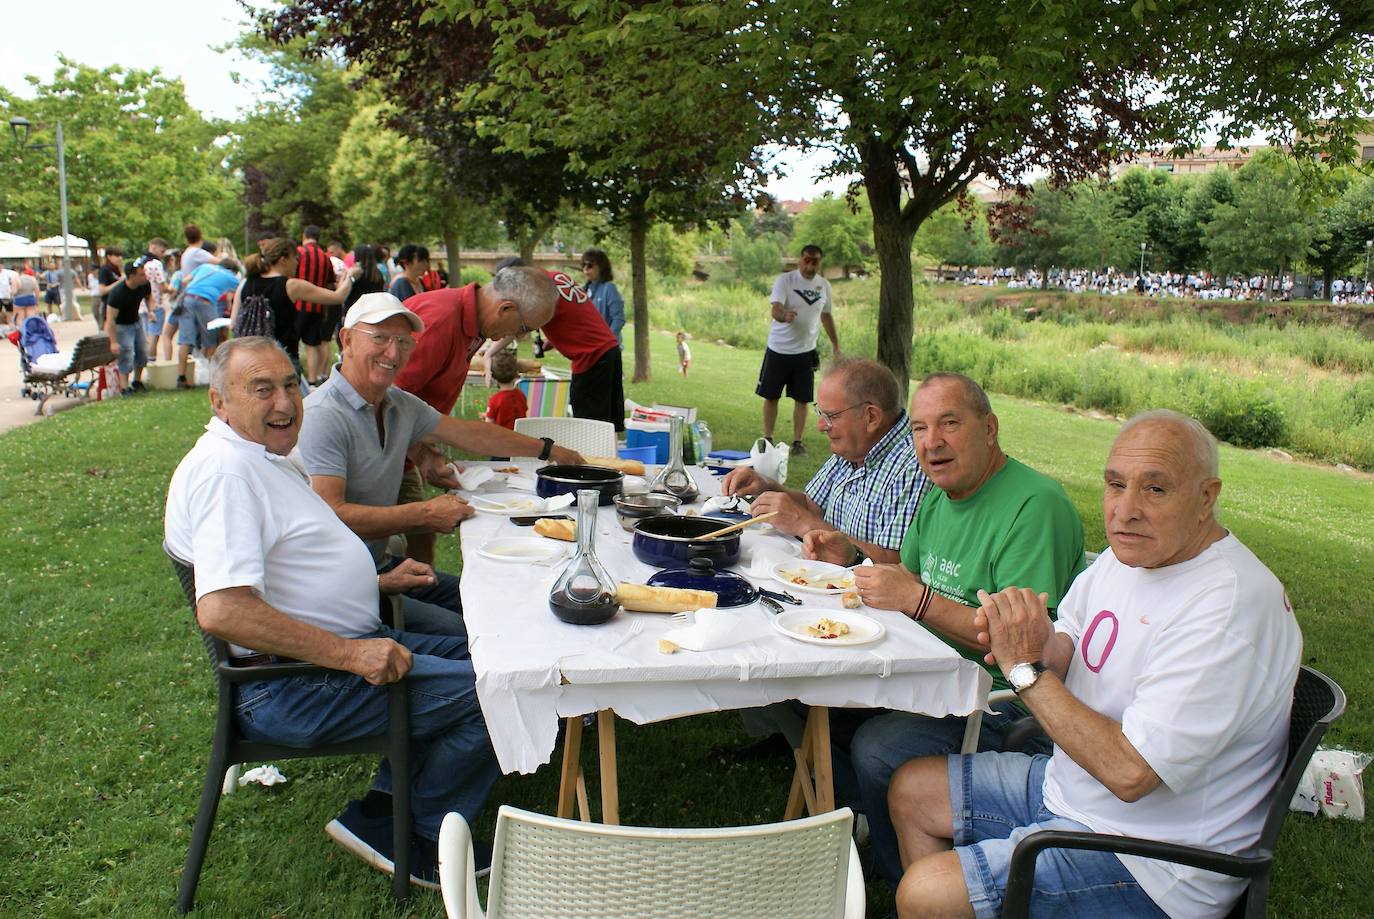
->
xmin=481 ymin=806 xmax=855 ymax=919
xmin=514 ymin=417 xmax=617 ymax=458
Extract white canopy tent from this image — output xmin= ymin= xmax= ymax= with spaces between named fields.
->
xmin=34 ymin=234 xmax=90 ymax=258
xmin=0 ymin=231 xmax=43 ymax=260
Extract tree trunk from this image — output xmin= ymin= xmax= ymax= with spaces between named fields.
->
xmin=1323 ymin=266 xmax=1334 ymax=301
xmin=519 ymin=234 xmax=537 ymax=265
xmin=863 ymin=150 xmax=918 ymax=402
xmin=442 ymin=221 xmax=461 ymax=287
xmin=628 ymin=198 xmax=651 ymax=382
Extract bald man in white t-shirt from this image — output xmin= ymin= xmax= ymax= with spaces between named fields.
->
xmin=888 ymin=409 xmax=1302 ymax=919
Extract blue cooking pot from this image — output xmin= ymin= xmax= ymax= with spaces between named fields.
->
xmin=631 ymin=514 xmax=742 ymax=569
xmin=536 ymin=464 xmax=623 ymax=506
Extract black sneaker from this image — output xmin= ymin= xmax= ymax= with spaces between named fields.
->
xmin=325 ymin=799 xmax=396 ymax=876
xmin=790 ymin=440 xmax=807 ymax=457
xmin=176 ymin=376 xmax=192 ymax=390
xmin=130 ymin=380 xmax=147 ymax=393
xmin=410 ymin=833 xmax=491 ymax=890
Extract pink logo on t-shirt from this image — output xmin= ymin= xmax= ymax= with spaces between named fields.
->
xmin=1081 ymin=610 xmax=1120 ymax=673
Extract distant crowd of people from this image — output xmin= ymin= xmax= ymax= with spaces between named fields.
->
xmin=965 ymin=266 xmax=1374 ymax=304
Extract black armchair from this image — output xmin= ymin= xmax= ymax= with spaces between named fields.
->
xmin=165 ymin=546 xmax=413 ymax=913
xmin=1001 ymin=666 xmax=1346 ymax=918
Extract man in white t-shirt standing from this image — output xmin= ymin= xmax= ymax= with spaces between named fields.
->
xmin=0 ymin=263 xmax=18 ymax=326
xmin=887 ymin=409 xmax=1302 ymax=919
xmin=757 ymin=244 xmax=840 ymax=456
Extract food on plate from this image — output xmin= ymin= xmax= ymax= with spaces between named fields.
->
xmin=615 ymin=582 xmax=719 ymax=613
xmin=783 ymin=568 xmax=855 ymax=591
xmin=806 ymin=617 xmax=852 ymax=640
xmin=842 ymin=591 xmax=861 ymax=609
xmin=533 ymin=518 xmax=577 ymax=541
xmin=584 ymin=455 xmax=647 ymax=476
xmin=495 ymin=465 xmax=520 ymax=474
xmin=656 ymin=638 xmax=680 ymax=654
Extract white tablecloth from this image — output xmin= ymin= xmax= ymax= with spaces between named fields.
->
xmin=456 ymin=461 xmax=991 ymax=774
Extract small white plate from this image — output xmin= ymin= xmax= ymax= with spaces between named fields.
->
xmin=772 ymin=608 xmax=885 ymax=647
xmin=770 ymin=560 xmax=857 ymax=595
xmin=476 ymin=537 xmax=567 ymax=564
xmin=469 ymin=492 xmax=547 ymax=515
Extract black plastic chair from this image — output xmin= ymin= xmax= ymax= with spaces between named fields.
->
xmin=165 ymin=546 xmax=413 ymax=913
xmin=1001 ymin=665 xmax=1346 ymax=918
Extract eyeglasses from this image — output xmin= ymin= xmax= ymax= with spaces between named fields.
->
xmin=353 ymin=329 xmax=417 ymax=352
xmin=814 ymin=401 xmax=872 ymax=426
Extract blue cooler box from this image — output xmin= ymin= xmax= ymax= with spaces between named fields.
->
xmin=625 ymin=420 xmax=671 ymax=464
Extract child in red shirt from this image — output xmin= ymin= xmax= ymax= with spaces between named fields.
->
xmin=484 ymin=350 xmax=528 ymax=429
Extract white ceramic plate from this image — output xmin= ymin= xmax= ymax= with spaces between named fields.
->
xmin=770 ymin=560 xmax=857 ymax=595
xmin=469 ymin=492 xmax=548 ymax=515
xmin=476 ymin=536 xmax=567 ymax=564
xmin=772 ymin=608 xmax=886 ymax=647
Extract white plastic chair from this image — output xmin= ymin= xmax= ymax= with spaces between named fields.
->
xmin=514 ymin=417 xmax=617 ymax=458
xmin=440 ymin=805 xmax=865 ymax=919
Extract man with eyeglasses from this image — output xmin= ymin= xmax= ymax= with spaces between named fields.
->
xmin=297 ymin=291 xmax=584 ymax=631
xmin=722 ymin=356 xmax=930 ymax=564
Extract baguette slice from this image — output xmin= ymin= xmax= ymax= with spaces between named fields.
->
xmin=584 ymin=456 xmax=647 ymax=476
xmin=533 ymin=518 xmax=577 ymax=541
xmin=616 ymin=582 xmax=718 ymax=613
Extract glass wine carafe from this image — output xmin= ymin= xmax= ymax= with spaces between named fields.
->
xmin=548 ymin=489 xmax=620 ymax=625
xmin=649 ymin=414 xmax=700 ymax=503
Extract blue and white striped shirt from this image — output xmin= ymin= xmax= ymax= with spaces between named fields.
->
xmin=804 ymin=410 xmax=930 ymax=550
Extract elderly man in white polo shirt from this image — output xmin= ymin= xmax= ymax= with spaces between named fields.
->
xmin=165 ymin=336 xmax=500 ymax=888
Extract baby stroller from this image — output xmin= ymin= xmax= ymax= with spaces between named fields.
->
xmin=16 ymin=315 xmax=60 ymax=399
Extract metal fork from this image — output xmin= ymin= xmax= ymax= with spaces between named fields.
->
xmin=670 ymin=611 xmax=694 ymax=625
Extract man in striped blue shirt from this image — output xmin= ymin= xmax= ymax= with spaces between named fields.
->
xmin=723 ymin=356 xmax=930 ymax=562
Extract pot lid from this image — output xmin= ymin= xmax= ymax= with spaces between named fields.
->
xmin=647 ymin=557 xmax=757 ymax=608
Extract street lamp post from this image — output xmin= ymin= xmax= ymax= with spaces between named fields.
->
xmin=1365 ymin=239 xmax=1371 ymax=288
xmin=9 ymin=116 xmax=79 ymax=322
xmin=1139 ymin=241 xmax=1147 ymax=277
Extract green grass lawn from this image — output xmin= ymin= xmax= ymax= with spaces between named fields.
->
xmin=0 ymin=329 xmax=1369 ymax=917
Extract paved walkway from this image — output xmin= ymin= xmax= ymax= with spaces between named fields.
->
xmin=0 ymin=312 xmax=108 ymax=435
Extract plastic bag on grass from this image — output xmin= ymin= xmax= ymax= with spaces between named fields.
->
xmin=1291 ymin=748 xmax=1371 ymax=820
xmin=750 ymin=437 xmax=790 ymax=485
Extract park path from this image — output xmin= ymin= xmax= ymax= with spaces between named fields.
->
xmin=0 ymin=314 xmax=104 ymax=435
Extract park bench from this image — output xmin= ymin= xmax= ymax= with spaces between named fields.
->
xmin=21 ymin=333 xmax=115 ymax=416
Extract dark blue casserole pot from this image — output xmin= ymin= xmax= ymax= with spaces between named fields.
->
xmin=536 ymin=464 xmax=624 ymax=506
xmin=631 ymin=514 xmax=742 ymax=569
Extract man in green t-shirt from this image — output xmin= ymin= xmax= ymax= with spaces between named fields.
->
xmin=806 ymin=372 xmax=1086 ymax=887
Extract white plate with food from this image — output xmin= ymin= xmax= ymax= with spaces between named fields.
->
xmin=475 ymin=536 xmax=568 ymax=564
xmin=469 ymin=492 xmax=567 ymax=516
xmin=770 ymin=560 xmax=857 ymax=595
xmin=771 ymin=608 xmax=885 ymax=647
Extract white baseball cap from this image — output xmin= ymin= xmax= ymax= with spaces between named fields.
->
xmin=343 ymin=292 xmax=425 ymax=333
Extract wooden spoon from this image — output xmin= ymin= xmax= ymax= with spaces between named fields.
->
xmin=698 ymin=511 xmax=780 ymax=540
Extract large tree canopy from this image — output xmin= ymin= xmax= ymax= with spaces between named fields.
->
xmin=0 ymin=56 xmax=237 ymax=252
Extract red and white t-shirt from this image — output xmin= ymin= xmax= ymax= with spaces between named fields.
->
xmin=539 ymin=270 xmax=619 ymax=374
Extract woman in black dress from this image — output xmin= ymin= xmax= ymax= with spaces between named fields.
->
xmin=230 ymin=237 xmax=352 ymax=374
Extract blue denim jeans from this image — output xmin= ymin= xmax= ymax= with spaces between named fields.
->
xmin=177 ymin=293 xmax=221 ymax=348
xmin=113 ymin=322 xmax=148 ymax=376
xmin=950 ymin=752 xmax=1167 ymax=919
xmin=851 ymin=702 xmax=1043 ymax=886
xmin=232 ymin=627 xmax=499 ymax=841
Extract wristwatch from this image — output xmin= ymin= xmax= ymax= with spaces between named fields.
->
xmin=1007 ymin=661 xmax=1047 ymax=694
xmin=537 ymin=437 xmax=555 ymax=461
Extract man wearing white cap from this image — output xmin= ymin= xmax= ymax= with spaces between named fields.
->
xmin=297 ymin=288 xmax=584 ymax=625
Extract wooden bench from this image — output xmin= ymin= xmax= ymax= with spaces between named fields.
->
xmin=22 ymin=334 xmax=115 ymax=415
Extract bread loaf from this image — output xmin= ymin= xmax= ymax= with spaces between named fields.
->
xmin=615 ymin=582 xmax=718 ymax=613
xmin=533 ymin=518 xmax=577 ymax=541
xmin=584 ymin=456 xmax=647 ymax=476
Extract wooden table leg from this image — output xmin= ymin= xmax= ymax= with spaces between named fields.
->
xmin=784 ymin=706 xmax=834 ymax=819
xmin=556 ymin=715 xmax=583 ymax=819
xmin=597 ymin=709 xmax=620 ymax=825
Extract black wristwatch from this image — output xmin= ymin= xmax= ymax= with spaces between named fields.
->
xmin=537 ymin=437 xmax=555 ymax=461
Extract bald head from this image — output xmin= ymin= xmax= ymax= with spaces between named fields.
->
xmin=1114 ymin=409 xmax=1219 ymax=482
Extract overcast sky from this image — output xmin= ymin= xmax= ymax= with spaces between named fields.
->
xmin=3 ymin=0 xmax=849 ymax=202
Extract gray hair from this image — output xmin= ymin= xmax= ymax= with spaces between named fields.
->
xmin=917 ymin=372 xmax=993 ymax=416
xmin=209 ymin=336 xmax=291 ymax=394
xmin=824 ymin=356 xmax=901 ymax=415
xmin=1116 ymin=409 xmax=1220 ymax=479
xmin=489 ymin=265 xmax=558 ymax=327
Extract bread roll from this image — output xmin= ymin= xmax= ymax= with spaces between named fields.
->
xmin=533 ymin=518 xmax=577 ymax=541
xmin=584 ymin=456 xmax=647 ymax=476
xmin=615 ymin=582 xmax=718 ymax=613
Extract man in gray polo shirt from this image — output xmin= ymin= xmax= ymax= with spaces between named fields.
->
xmin=298 ymin=288 xmax=583 ymax=627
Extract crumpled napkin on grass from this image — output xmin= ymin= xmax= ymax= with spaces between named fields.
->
xmin=237 ymin=765 xmax=288 ymax=787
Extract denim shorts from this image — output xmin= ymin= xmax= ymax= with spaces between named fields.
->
xmin=950 ymin=752 xmax=1168 ymax=919
xmin=113 ymin=322 xmax=148 ymax=375
xmin=177 ymin=294 xmax=221 ymax=348
xmin=145 ymin=306 xmax=166 ymax=337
